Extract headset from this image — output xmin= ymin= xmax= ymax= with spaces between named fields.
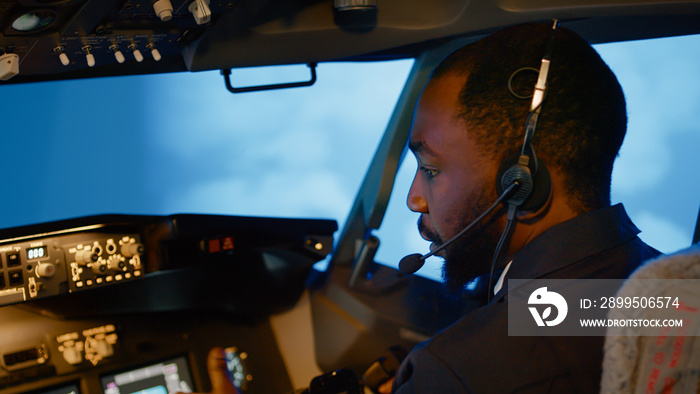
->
xmin=486 ymin=19 xmax=559 ymax=300
xmin=496 ymin=19 xmax=558 ymax=213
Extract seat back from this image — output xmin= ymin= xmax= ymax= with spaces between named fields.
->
xmin=601 ymin=245 xmax=700 ymax=393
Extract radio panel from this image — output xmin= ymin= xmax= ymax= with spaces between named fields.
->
xmin=0 ymin=232 xmax=144 ymax=308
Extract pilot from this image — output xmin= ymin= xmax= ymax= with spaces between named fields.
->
xmin=186 ymin=21 xmax=660 ymax=394
xmin=389 ymin=21 xmax=660 ymax=392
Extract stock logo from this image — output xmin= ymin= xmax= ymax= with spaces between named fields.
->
xmin=528 ymin=287 xmax=568 ymax=327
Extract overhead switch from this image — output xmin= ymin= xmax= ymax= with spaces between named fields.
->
xmin=0 ymin=53 xmax=19 ymax=81
xmin=110 ymin=45 xmax=125 ymax=63
xmin=188 ymin=0 xmax=211 ymax=25
xmin=147 ymin=44 xmax=162 ymax=61
xmin=59 ymin=53 xmax=70 ymax=66
xmin=82 ymin=46 xmax=95 ymax=67
xmin=54 ymin=47 xmax=70 ymax=66
xmin=129 ymin=44 xmax=144 ymax=62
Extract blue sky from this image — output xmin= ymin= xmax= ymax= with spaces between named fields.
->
xmin=0 ymin=34 xmax=697 ymax=281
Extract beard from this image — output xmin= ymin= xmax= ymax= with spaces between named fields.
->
xmin=419 ymin=184 xmax=506 ymax=296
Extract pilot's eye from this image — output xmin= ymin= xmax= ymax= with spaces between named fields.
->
xmin=420 ymin=167 xmax=439 ymax=179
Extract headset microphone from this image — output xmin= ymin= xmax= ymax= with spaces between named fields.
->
xmin=398 ymin=182 xmax=520 ymax=275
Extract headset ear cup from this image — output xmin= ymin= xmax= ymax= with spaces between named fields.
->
xmin=496 ymin=152 xmax=551 ymax=211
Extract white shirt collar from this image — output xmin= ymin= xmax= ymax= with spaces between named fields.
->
xmin=493 ymin=260 xmax=513 ymax=295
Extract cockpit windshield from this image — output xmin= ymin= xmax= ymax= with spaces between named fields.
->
xmin=1 ymin=35 xmax=698 ymax=284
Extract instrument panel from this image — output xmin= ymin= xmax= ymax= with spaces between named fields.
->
xmin=0 ymin=213 xmax=337 ymax=393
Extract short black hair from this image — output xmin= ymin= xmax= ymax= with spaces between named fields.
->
xmin=433 ymin=22 xmax=627 ymax=212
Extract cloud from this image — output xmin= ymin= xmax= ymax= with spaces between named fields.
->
xmin=163 ymin=169 xmax=352 ymax=221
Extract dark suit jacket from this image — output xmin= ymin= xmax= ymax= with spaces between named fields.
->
xmin=393 ymin=204 xmax=660 ymax=393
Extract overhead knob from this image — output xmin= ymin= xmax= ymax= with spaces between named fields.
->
xmin=153 ymin=0 xmax=174 ymax=22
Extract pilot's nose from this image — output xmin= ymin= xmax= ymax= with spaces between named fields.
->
xmin=407 ymin=173 xmax=428 ymax=213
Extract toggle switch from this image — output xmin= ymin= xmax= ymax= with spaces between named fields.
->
xmin=82 ymin=46 xmax=95 ymax=67
xmin=54 ymin=46 xmax=70 ymax=66
xmin=129 ymin=44 xmax=144 ymax=62
xmin=147 ymin=43 xmax=161 ymax=61
xmin=110 ymin=44 xmax=125 ymax=63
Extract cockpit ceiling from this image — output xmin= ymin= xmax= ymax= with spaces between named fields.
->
xmin=1 ymin=0 xmax=699 ymax=83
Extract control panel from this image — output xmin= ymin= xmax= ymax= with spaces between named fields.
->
xmin=0 ymin=213 xmax=336 ymax=392
xmin=0 ymin=231 xmax=144 ymax=307
xmin=0 ymin=0 xmax=233 ymax=82
xmin=0 ymin=306 xmax=293 ymax=393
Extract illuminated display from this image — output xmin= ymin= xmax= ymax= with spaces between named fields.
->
xmin=101 ymin=356 xmax=194 ymax=394
xmin=27 ymin=246 xmax=47 ymax=260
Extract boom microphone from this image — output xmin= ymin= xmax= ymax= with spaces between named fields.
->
xmin=398 ymin=182 xmax=520 ymax=275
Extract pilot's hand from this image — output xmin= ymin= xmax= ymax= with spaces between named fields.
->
xmin=179 ymin=347 xmax=241 ymax=394
xmin=378 ymin=377 xmax=395 ymax=393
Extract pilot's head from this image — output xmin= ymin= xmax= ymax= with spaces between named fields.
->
xmin=407 ymin=22 xmax=626 ymax=293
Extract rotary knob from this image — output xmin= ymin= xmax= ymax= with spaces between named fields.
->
xmin=121 ymin=243 xmax=144 ymax=258
xmin=63 ymin=346 xmax=83 ymax=365
xmin=75 ymin=249 xmax=98 ymax=265
xmin=91 ymin=260 xmax=108 ymax=275
xmin=107 ymin=255 xmax=126 ymax=271
xmin=36 ymin=262 xmax=56 ymax=278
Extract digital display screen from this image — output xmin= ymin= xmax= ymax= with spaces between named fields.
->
xmin=101 ymin=356 xmax=194 ymax=394
xmin=26 ymin=245 xmax=47 ymax=260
